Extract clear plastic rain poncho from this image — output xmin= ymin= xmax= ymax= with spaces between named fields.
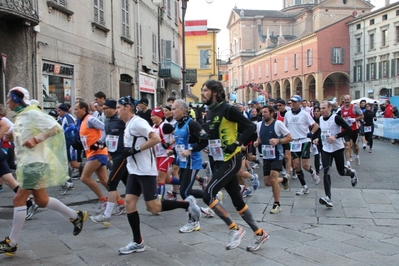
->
xmin=13 ymin=105 xmax=69 ymax=189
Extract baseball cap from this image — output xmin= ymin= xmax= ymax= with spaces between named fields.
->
xmin=151 ymin=107 xmax=164 ymax=118
xmin=9 ymin=87 xmax=30 ymax=106
xmin=104 ymin=99 xmax=117 ymax=109
xmin=290 ymin=95 xmax=302 ymax=102
xmin=138 ymin=98 xmax=149 ymax=106
xmin=275 ymin=99 xmax=286 ymax=105
xmin=251 ymin=100 xmax=258 ymax=105
xmin=48 ymin=109 xmax=58 ymax=117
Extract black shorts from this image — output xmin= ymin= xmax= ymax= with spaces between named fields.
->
xmin=344 ymin=129 xmax=359 ymax=144
xmin=125 ymin=174 xmax=158 ymax=201
xmin=263 ymin=160 xmax=283 ymax=176
xmin=291 ymin=142 xmax=311 ymax=160
xmin=282 ymin=143 xmax=290 ymax=153
xmin=107 ymin=156 xmax=128 ymax=191
xmin=0 ymin=150 xmax=11 ymax=177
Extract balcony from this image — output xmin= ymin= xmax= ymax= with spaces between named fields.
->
xmin=186 ymin=68 xmax=197 ymax=84
xmin=0 ymin=0 xmax=39 ymax=26
xmin=159 ymin=60 xmax=181 ymax=83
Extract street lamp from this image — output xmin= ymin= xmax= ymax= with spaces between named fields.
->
xmin=205 ymin=48 xmax=232 ymax=81
xmin=179 ymin=0 xmax=188 ymax=100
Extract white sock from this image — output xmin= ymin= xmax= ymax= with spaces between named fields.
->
xmin=346 ymin=161 xmax=350 ymax=166
xmin=46 ymin=197 xmax=77 ymax=220
xmin=9 ymin=206 xmax=26 ymax=247
xmin=355 ymin=154 xmax=360 ymax=158
xmin=104 ymin=202 xmax=115 ymax=218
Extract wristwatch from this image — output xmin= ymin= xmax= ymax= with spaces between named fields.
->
xmin=135 ymin=145 xmax=141 ymax=152
xmin=279 ymin=138 xmax=282 ymax=144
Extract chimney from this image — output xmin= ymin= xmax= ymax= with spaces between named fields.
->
xmin=385 ymin=0 xmax=390 ymax=6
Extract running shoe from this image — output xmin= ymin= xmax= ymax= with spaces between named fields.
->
xmin=252 ymin=174 xmax=260 ymax=191
xmin=369 ymin=148 xmax=372 ymax=153
xmin=26 ymin=203 xmax=39 ymax=220
xmin=226 ymin=226 xmax=246 ymax=250
xmin=70 ymin=210 xmax=88 ymax=236
xmin=0 ymin=186 xmax=4 ymax=193
xmin=185 ymin=196 xmax=201 ymax=222
xmin=200 ymin=207 xmax=215 ymax=218
xmin=319 ymin=196 xmax=333 ymax=207
xmin=96 ymin=200 xmax=107 ymax=214
xmin=216 ymin=191 xmax=224 ymax=203
xmin=60 ymin=181 xmax=75 ymax=195
xmin=350 ymin=155 xmax=353 ymax=162
xmin=311 ymin=172 xmax=321 ymax=185
xmin=239 ymin=185 xmax=246 ymax=194
xmin=291 ymin=172 xmax=298 ymax=179
xmin=199 ymin=176 xmax=209 ymax=190
xmin=90 ymin=214 xmax=111 ymax=226
xmin=351 ymin=169 xmax=358 ymax=187
xmin=246 ymin=230 xmax=269 ymax=252
xmin=242 ymin=188 xmax=253 ymax=198
xmin=355 ymin=156 xmax=361 ymax=166
xmin=165 ymin=194 xmax=177 ymax=201
xmin=251 ymin=163 xmax=260 ymax=169
xmin=118 ymin=241 xmax=146 ymax=255
xmin=295 ymin=187 xmax=309 ymax=196
xmin=270 ymin=204 xmax=281 ymax=214
xmin=282 ymin=177 xmax=290 ymax=190
xmin=179 ymin=220 xmax=200 ymax=233
xmin=114 ymin=204 xmax=126 ymax=216
xmin=0 ymin=237 xmax=17 ymax=257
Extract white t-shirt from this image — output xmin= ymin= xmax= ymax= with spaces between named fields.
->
xmin=124 ymin=115 xmax=158 ymax=176
xmin=284 ymin=109 xmax=315 ymax=143
xmin=319 ymin=114 xmax=345 ymax=153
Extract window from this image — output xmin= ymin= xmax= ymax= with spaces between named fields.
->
xmin=122 ymin=0 xmax=130 ymax=38
xmin=258 ymin=66 xmax=261 ymax=79
xmin=166 ymin=0 xmax=171 ymax=17
xmin=94 ymin=0 xmax=105 ymax=25
xmin=293 ymin=54 xmax=298 ymax=69
xmin=266 ymin=63 xmax=269 ymax=77
xmin=356 ymin=65 xmax=362 ymax=82
xmin=136 ymin=23 xmax=142 ymax=56
xmin=331 ymin=48 xmax=344 ymax=64
xmin=284 ymin=57 xmax=288 ymax=72
xmin=396 ymin=26 xmax=399 ymax=43
xmin=273 ymin=60 xmax=277 ymax=75
xmin=152 ymin=34 xmax=157 ymax=62
xmin=251 ymin=68 xmax=254 ymax=80
xmin=356 ymin=38 xmax=361 ymax=53
xmin=382 ymin=14 xmax=388 ymax=21
xmin=397 ymin=10 xmax=399 ymax=16
xmin=174 ymin=0 xmax=178 ymax=24
xmin=382 ymin=60 xmax=388 ymax=77
xmin=370 ymin=19 xmax=374 ymax=25
xmin=53 ymin=0 xmax=66 ymax=6
xmin=306 ymin=49 xmax=313 ymax=66
xmin=199 ymin=49 xmax=209 ymax=69
xmin=371 ymin=62 xmax=376 ymax=80
xmin=295 ymin=0 xmax=301 ymax=5
xmin=356 ymin=24 xmax=361 ymax=30
xmin=355 ymin=91 xmax=360 ymax=99
xmin=382 ymin=30 xmax=388 ymax=46
xmin=369 ymin=34 xmax=375 ymax=49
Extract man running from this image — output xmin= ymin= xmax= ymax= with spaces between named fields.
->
xmin=201 ymin=80 xmax=269 ymax=252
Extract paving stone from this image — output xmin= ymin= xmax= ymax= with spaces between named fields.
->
xmin=368 ymin=203 xmax=397 ymax=213
xmin=343 ymin=207 xmax=373 ymax=218
xmin=344 ymin=237 xmax=399 ymax=255
xmin=319 ymin=217 xmax=375 ymax=226
xmin=362 ymin=192 xmax=391 ymax=204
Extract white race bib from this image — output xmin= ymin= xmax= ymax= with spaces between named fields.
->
xmin=80 ymin=136 xmax=89 ymax=151
xmin=262 ymin=145 xmax=276 ymax=159
xmin=105 ymin=135 xmax=119 ymax=153
xmin=312 ymin=144 xmax=319 ymax=155
xmin=208 ymin=139 xmax=224 ymax=161
xmin=175 ymin=144 xmax=186 ymax=162
xmin=344 ymin=117 xmax=354 ymax=126
xmin=321 ymin=130 xmax=331 ymax=143
xmin=290 ymin=141 xmax=302 ymax=152
xmin=364 ymin=126 xmax=372 ymax=133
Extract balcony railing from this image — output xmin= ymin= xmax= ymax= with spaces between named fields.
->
xmin=0 ymin=0 xmax=39 ymax=26
xmin=159 ymin=60 xmax=181 ymax=80
xmin=186 ymin=68 xmax=197 ymax=84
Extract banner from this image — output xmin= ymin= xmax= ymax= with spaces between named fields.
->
xmin=373 ymin=117 xmax=399 ymax=139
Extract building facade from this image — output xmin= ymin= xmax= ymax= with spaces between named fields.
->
xmin=348 ymin=1 xmax=399 ymax=100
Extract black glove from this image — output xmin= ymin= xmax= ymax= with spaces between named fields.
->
xmin=122 ymin=147 xmax=140 ymax=158
xmin=307 ymin=132 xmax=313 ymax=139
xmin=161 ymin=142 xmax=170 ymax=150
xmin=90 ymin=141 xmax=105 ymax=151
xmin=224 ymin=143 xmax=238 ymax=154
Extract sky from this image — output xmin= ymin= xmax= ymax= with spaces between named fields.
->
xmin=186 ymin=0 xmax=397 ymax=58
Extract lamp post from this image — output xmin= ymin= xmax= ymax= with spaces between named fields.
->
xmin=180 ymin=0 xmax=188 ymax=100
xmin=205 ymin=48 xmax=232 ymax=80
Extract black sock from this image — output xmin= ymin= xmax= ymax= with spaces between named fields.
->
xmin=172 ymin=192 xmax=177 ymax=198
xmin=161 ymin=200 xmax=189 ymax=212
xmin=198 ymin=177 xmax=204 ymax=183
xmin=13 ymin=185 xmax=19 ymax=193
xmin=127 ymin=211 xmax=142 ymax=244
xmin=274 ymin=202 xmax=280 ymax=206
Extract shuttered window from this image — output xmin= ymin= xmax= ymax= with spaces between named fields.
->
xmin=122 ymin=0 xmax=130 ymax=38
xmin=94 ymin=0 xmax=105 ymax=25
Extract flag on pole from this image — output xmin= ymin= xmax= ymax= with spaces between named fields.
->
xmin=185 ymin=20 xmax=207 ymax=36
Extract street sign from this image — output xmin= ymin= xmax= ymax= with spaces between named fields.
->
xmin=1 ymin=53 xmax=6 ymax=74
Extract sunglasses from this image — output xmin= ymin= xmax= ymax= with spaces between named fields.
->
xmin=102 ymin=107 xmax=110 ymax=110
xmin=287 ymin=102 xmax=292 ymax=104
xmin=277 ymin=104 xmax=283 ymax=107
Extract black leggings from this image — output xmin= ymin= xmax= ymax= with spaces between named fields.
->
xmin=179 ymin=168 xmax=203 ymax=200
xmin=321 ymin=148 xmax=353 ymax=198
xmin=203 ymin=154 xmax=245 ymax=211
xmin=364 ymin=126 xmax=374 ymax=149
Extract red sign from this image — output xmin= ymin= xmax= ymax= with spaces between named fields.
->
xmin=1 ymin=54 xmax=7 ymax=74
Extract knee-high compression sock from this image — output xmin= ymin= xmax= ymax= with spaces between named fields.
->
xmin=46 ymin=197 xmax=78 ymax=219
xmin=127 ymin=211 xmax=142 ymax=244
xmin=157 ymin=183 xmax=165 ymax=199
xmin=161 ymin=200 xmax=189 ymax=211
xmin=238 ymin=205 xmax=263 ymax=235
xmin=209 ymin=199 xmax=236 ymax=229
xmin=297 ymin=170 xmax=306 ymax=186
xmin=104 ymin=202 xmax=115 ymax=218
xmin=9 ymin=206 xmax=27 ymax=247
xmin=306 ymin=166 xmax=315 ymax=175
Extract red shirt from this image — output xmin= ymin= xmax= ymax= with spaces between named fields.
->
xmin=384 ymin=104 xmax=393 ymax=118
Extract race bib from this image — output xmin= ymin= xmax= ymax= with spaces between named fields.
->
xmin=175 ymin=144 xmax=186 ymax=162
xmin=364 ymin=126 xmax=372 ymax=133
xmin=321 ymin=130 xmax=331 ymax=143
xmin=105 ymin=135 xmax=119 ymax=153
xmin=154 ymin=143 xmax=163 ymax=157
xmin=80 ymin=135 xmax=89 ymax=151
xmin=343 ymin=117 xmax=354 ymax=126
xmin=208 ymin=139 xmax=224 ymax=161
xmin=290 ymin=141 xmax=302 ymax=152
xmin=262 ymin=145 xmax=276 ymax=159
xmin=312 ymin=144 xmax=319 ymax=155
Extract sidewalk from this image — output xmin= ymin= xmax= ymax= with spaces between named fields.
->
xmin=1 ymin=178 xmax=399 ymax=265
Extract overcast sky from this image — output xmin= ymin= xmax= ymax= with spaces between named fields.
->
xmin=186 ymin=0 xmax=398 ymax=58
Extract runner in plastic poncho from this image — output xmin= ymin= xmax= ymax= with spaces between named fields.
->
xmin=13 ymin=104 xmax=69 ymax=189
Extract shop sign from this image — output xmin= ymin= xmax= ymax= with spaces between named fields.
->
xmin=42 ymin=62 xmax=73 ymax=76
xmin=139 ymin=73 xmax=156 ymax=93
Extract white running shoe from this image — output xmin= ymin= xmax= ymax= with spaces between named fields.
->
xmin=226 ymin=226 xmax=246 ymax=250
xmin=185 ymin=196 xmax=201 ymax=221
xmin=179 ymin=221 xmax=200 ymax=233
xmin=200 ymin=207 xmax=215 ymax=218
xmin=118 ymin=241 xmax=146 ymax=255
xmin=90 ymin=214 xmax=111 ymax=226
xmin=295 ymin=187 xmax=309 ymax=196
xmin=311 ymin=173 xmax=321 ymax=185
